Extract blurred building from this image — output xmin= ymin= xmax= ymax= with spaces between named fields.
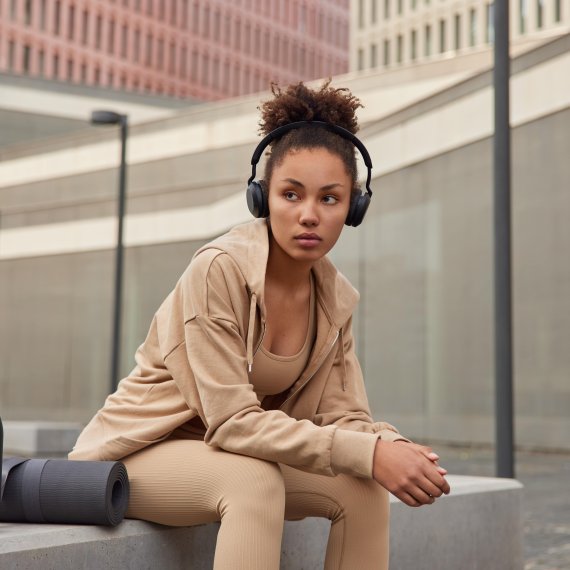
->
xmin=350 ymin=0 xmax=569 ymax=71
xmin=1 ymin=34 xmax=568 ymax=450
xmin=0 ymin=0 xmax=350 ymax=101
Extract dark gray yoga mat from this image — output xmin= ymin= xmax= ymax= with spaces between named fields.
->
xmin=0 ymin=417 xmax=130 ymax=526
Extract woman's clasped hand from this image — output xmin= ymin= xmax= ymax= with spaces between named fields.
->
xmin=372 ymin=439 xmax=451 ymax=507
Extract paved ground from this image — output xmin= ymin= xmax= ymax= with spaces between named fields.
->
xmin=431 ymin=443 xmax=570 ymax=570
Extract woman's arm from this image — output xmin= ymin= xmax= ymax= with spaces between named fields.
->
xmin=173 ymin=251 xmax=384 ymax=479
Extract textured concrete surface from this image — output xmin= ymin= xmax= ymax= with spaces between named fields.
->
xmin=433 ymin=443 xmax=570 ymax=570
xmin=0 ymin=474 xmax=522 ymax=570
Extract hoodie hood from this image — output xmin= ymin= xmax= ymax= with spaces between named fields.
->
xmin=193 ymin=218 xmax=360 ymax=329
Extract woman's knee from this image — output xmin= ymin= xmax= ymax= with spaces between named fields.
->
xmin=217 ymin=455 xmax=286 ymax=518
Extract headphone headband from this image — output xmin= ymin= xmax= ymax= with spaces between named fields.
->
xmin=247 ymin=120 xmax=373 ymax=198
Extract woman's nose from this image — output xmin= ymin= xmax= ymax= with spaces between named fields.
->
xmin=299 ymin=200 xmax=319 ymax=226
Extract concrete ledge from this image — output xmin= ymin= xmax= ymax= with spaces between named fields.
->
xmin=0 ymin=475 xmax=523 ymax=570
xmin=1 ymin=421 xmax=83 ymax=456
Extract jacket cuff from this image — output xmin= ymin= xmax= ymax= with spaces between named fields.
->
xmin=377 ymin=428 xmax=412 ymax=444
xmin=330 ymin=428 xmax=381 ymax=479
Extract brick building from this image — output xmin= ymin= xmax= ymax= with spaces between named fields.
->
xmin=0 ymin=0 xmax=349 ymax=100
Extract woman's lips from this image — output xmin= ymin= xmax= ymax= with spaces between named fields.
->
xmin=295 ymin=234 xmax=322 ymax=248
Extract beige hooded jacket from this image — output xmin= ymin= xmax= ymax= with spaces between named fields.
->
xmin=69 ymin=219 xmax=410 ymax=479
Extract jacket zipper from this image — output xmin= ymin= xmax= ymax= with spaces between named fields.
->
xmin=279 ymin=330 xmax=340 ymax=409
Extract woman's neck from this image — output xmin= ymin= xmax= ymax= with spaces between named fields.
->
xmin=265 ymin=233 xmax=313 ymax=293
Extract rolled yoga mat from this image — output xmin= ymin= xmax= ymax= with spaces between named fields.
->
xmin=0 ymin=417 xmax=130 ymax=526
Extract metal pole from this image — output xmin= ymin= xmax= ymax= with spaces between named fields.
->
xmin=110 ymin=116 xmax=128 ymax=393
xmin=493 ymin=0 xmax=515 ymax=478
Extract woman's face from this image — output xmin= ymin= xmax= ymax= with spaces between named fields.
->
xmin=267 ymin=147 xmax=352 ymax=264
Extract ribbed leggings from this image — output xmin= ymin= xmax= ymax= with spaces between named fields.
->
xmin=121 ymin=438 xmax=389 ymax=570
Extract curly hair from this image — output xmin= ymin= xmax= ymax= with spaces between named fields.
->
xmin=257 ymin=79 xmax=364 ymax=191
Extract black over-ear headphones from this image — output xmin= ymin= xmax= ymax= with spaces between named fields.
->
xmin=246 ymin=120 xmax=373 ymax=227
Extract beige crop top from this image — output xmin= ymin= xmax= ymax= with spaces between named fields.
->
xmin=249 ymin=273 xmax=317 ymax=397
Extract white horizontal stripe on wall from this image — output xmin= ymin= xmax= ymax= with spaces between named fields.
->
xmin=0 ymin=191 xmax=251 ymax=260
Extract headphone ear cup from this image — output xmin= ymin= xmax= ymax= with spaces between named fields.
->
xmin=246 ymin=181 xmax=270 ymax=218
xmin=345 ymin=192 xmax=371 ymax=227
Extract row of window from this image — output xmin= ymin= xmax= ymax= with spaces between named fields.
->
xmin=1 ymin=7 xmax=347 ymax=70
xmin=358 ymin=0 xmax=563 ymax=25
xmin=2 ymin=40 xmax=343 ymax=97
xmin=357 ymin=0 xmax=563 ymax=69
xmin=3 ymin=0 xmax=349 ymax=49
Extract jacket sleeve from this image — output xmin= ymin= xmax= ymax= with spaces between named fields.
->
xmin=177 ymin=251 xmax=386 ymax=479
xmin=312 ymin=316 xmax=412 ymax=474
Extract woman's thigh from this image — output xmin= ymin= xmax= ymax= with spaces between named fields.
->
xmin=121 ymin=439 xmax=285 ymax=527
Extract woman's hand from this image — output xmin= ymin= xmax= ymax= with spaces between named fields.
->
xmin=372 ymin=439 xmax=451 ymax=507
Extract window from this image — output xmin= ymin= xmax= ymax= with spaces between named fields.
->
xmin=397 ymin=0 xmax=403 ymax=15
xmin=68 ymin=5 xmax=75 ymax=40
xmin=411 ymin=29 xmax=417 ymax=60
xmin=384 ymin=0 xmax=390 ymax=19
xmin=81 ymin=63 xmax=87 ymax=82
xmin=425 ymin=24 xmax=432 ymax=56
xmin=25 ymin=0 xmax=32 ymax=26
xmin=212 ymin=58 xmax=219 ymax=89
xmin=519 ymin=0 xmax=527 ymax=33
xmin=146 ymin=33 xmax=153 ymax=65
xmin=54 ymin=1 xmax=61 ymax=35
xmin=121 ymin=25 xmax=128 ymax=58
xmin=8 ymin=40 xmax=16 ymax=71
xmin=23 ymin=45 xmax=31 ymax=73
xmin=192 ymin=2 xmax=199 ymax=34
xmin=397 ymin=34 xmax=403 ymax=62
xmin=234 ymin=19 xmax=241 ymax=48
xmin=182 ymin=0 xmax=189 ymax=28
xmin=40 ymin=0 xmax=47 ymax=30
xmin=191 ymin=49 xmax=198 ymax=81
xmin=180 ymin=46 xmax=188 ymax=78
xmin=536 ymin=0 xmax=543 ymax=28
xmin=226 ymin=15 xmax=232 ymax=46
xmin=108 ymin=20 xmax=115 ymax=54
xmin=169 ymin=42 xmax=175 ymax=74
xmin=372 ymin=0 xmax=378 ymax=23
xmin=10 ymin=0 xmax=17 ymax=21
xmin=383 ymin=39 xmax=390 ymax=65
xmin=67 ymin=58 xmax=74 ymax=80
xmin=213 ymin=10 xmax=220 ymax=41
xmin=486 ymin=3 xmax=495 ymax=42
xmin=82 ymin=10 xmax=89 ymax=45
xmin=134 ymin=29 xmax=140 ymax=62
xmin=96 ymin=15 xmax=103 ymax=49
xmin=454 ymin=14 xmax=461 ymax=50
xmin=554 ymin=0 xmax=561 ymax=21
xmin=469 ymin=9 xmax=477 ymax=46
xmin=53 ymin=53 xmax=60 ymax=78
xmin=203 ymin=5 xmax=210 ymax=38
xmin=439 ymin=19 xmax=446 ymax=52
xmin=245 ymin=22 xmax=251 ymax=53
xmin=39 ymin=50 xmax=45 ymax=74
xmin=223 ymin=60 xmax=230 ymax=92
xmin=370 ymin=43 xmax=378 ymax=67
xmin=158 ymin=38 xmax=164 ymax=69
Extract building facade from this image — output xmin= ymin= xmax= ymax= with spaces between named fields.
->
xmin=1 ymin=35 xmax=569 ymax=450
xmin=0 ymin=0 xmax=349 ymax=101
xmin=351 ymin=0 xmax=569 ymax=70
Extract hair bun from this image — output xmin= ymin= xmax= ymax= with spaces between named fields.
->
xmin=258 ymin=79 xmax=363 ymax=137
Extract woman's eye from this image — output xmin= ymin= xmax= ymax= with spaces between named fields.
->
xmin=284 ymin=191 xmax=299 ymax=201
xmin=322 ymin=195 xmax=339 ymax=205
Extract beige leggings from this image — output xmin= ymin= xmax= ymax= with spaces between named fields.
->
xmin=121 ymin=438 xmax=389 ymax=570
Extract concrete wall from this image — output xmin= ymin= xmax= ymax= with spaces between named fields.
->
xmin=0 ymin=36 xmax=568 ymax=449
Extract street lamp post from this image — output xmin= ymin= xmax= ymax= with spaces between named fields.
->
xmin=493 ymin=0 xmax=515 ymax=478
xmin=91 ymin=110 xmax=129 ymax=394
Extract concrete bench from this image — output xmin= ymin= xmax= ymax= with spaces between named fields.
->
xmin=0 ymin=475 xmax=523 ymax=569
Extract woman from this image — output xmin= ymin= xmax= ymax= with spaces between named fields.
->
xmin=69 ymin=81 xmax=450 ymax=569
